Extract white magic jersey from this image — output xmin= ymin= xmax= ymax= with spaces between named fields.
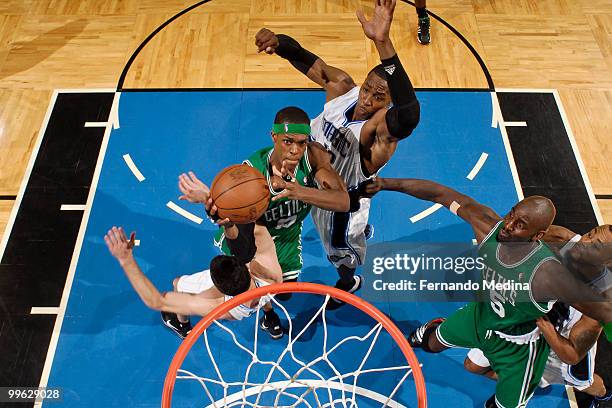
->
xmin=310 ymin=86 xmax=375 ymax=189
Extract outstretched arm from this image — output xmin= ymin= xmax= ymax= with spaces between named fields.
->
xmin=271 ymin=143 xmax=349 ymax=212
xmin=362 ymin=177 xmax=500 ymax=242
xmin=536 ymin=314 xmax=601 ymax=365
xmin=255 ymin=28 xmax=356 ymax=101
xmin=104 ymin=226 xmax=221 ymax=316
xmin=357 ymin=0 xmax=420 ymax=173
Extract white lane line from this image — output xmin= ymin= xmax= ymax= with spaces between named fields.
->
xmin=472 ymin=239 xmax=478 ymax=245
xmin=31 ymin=307 xmax=60 ymax=315
xmin=37 ymin=90 xmax=119 ymax=394
xmin=122 ymin=154 xmax=145 ymax=182
xmin=134 ymin=240 xmax=140 ymax=246
xmin=410 ymin=203 xmax=443 ymax=223
xmin=492 ymin=91 xmax=525 ymax=200
xmin=84 ymin=122 xmax=108 ymax=127
xmin=504 ymin=121 xmax=527 ymax=127
xmin=60 ymin=204 xmax=86 ymax=211
xmin=167 ymin=201 xmax=203 ymax=224
xmin=466 ymin=153 xmax=489 ymax=181
xmin=552 ymin=90 xmax=604 ymax=224
xmin=110 ymin=91 xmax=121 ymax=129
xmin=490 ymin=92 xmax=501 ymax=128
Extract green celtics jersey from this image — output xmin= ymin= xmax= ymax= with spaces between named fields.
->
xmin=476 ymin=221 xmax=559 ymax=333
xmin=214 ymin=146 xmax=316 ymax=280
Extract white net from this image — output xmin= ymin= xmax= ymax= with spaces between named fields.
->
xmin=172 ymin=293 xmax=421 ymax=408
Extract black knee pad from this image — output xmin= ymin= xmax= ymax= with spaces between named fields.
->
xmin=420 ymin=325 xmax=440 ymax=353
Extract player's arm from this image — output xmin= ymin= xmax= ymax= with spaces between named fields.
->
xmin=361 ymin=177 xmax=500 ymax=242
xmin=255 ymin=28 xmax=356 ymax=101
xmin=358 ymin=0 xmax=420 ymax=173
xmin=104 ymin=226 xmax=222 ymax=317
xmin=543 ymin=225 xmax=577 ymax=243
xmin=536 ymin=314 xmax=601 ymax=365
xmin=532 ymin=260 xmax=612 ymax=325
xmin=271 ymin=143 xmax=350 ymax=212
xmin=248 ymin=224 xmax=283 ymax=284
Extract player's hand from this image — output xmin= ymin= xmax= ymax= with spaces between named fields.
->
xmin=271 ymin=177 xmax=303 ymax=201
xmin=280 ymin=159 xmax=299 ymax=179
xmin=178 ymin=172 xmax=210 ymax=203
xmin=255 ymin=28 xmax=279 ymax=54
xmin=204 ymin=197 xmax=232 ymax=225
xmin=536 ymin=316 xmax=556 ymax=334
xmin=360 ymin=177 xmax=386 ymax=198
xmin=356 ymin=0 xmax=396 ymax=43
xmin=104 ymin=226 xmax=136 ymax=265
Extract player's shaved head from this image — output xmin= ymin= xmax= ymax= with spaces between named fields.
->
xmin=368 ymin=64 xmax=388 ymax=81
xmin=274 ymin=106 xmax=309 ymax=124
xmin=517 ymin=195 xmax=556 ymax=231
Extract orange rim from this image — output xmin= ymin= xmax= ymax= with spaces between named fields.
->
xmin=162 ymin=282 xmax=427 ymax=408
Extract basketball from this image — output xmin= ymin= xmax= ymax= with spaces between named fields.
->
xmin=210 ymin=164 xmax=270 ymax=224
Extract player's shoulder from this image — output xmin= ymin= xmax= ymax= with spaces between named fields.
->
xmin=305 ymin=141 xmax=331 ymax=168
xmin=324 ymin=85 xmax=359 ymax=109
xmin=244 ymin=146 xmax=273 ymax=168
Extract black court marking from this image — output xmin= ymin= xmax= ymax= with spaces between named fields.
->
xmin=0 ymin=92 xmax=114 ymax=391
xmin=497 ymin=92 xmax=598 ymax=234
xmin=0 ymin=195 xmax=17 ymax=200
xmin=117 ymin=0 xmax=494 ymax=92
xmin=595 ymin=194 xmax=612 ymax=200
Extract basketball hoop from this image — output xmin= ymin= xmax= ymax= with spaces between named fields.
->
xmin=162 ymin=282 xmax=427 ymax=408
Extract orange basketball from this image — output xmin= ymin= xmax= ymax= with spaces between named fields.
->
xmin=210 ymin=164 xmax=270 ymax=224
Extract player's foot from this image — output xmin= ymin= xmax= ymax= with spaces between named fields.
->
xmin=417 ymin=16 xmax=431 ymax=45
xmin=364 ymin=224 xmax=375 ymax=241
xmin=407 ymin=317 xmax=445 ymax=348
xmin=590 ymin=390 xmax=612 ymax=408
xmin=260 ymin=310 xmax=284 ymax=340
xmin=161 ymin=311 xmax=192 ymax=339
xmin=326 ymin=275 xmax=363 ymax=310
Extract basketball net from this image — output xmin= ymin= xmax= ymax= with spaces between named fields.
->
xmin=162 ymin=282 xmax=427 ymax=408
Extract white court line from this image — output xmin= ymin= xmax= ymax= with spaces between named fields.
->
xmin=134 ymin=240 xmax=140 ymax=246
xmin=37 ymin=90 xmax=119 ymax=397
xmin=552 ymin=90 xmax=604 ymax=224
xmin=122 ymin=154 xmax=146 ymax=182
xmin=84 ymin=122 xmax=108 ymax=127
xmin=566 ymin=386 xmax=578 ymax=408
xmin=31 ymin=307 xmax=59 ymax=315
xmin=495 ymin=88 xmax=555 ymax=93
xmin=166 ymin=201 xmax=204 ymax=224
xmin=472 ymin=239 xmax=478 ymax=245
xmin=492 ymin=91 xmax=525 ymax=200
xmin=55 ymin=88 xmax=117 ymax=93
xmin=60 ymin=204 xmax=86 ymax=211
xmin=466 ymin=153 xmax=489 ymax=181
xmin=110 ymin=92 xmax=121 ymax=129
xmin=0 ymin=92 xmax=59 ymax=263
xmin=410 ymin=203 xmax=443 ymax=223
xmin=504 ymin=121 xmax=527 ymax=127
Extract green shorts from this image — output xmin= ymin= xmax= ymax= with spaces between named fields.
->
xmin=437 ymin=303 xmax=550 ymax=408
xmin=213 ymin=228 xmax=302 ymax=281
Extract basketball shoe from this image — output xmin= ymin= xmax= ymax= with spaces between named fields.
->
xmin=326 ymin=275 xmax=363 ymax=310
xmin=260 ymin=309 xmax=284 ymax=340
xmin=161 ymin=311 xmax=192 ymax=339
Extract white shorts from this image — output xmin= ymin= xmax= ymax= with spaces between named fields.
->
xmin=175 ymin=270 xmax=269 ymax=321
xmin=311 ymin=198 xmax=370 ymax=269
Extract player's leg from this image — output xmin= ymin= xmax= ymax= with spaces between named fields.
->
xmin=160 ymin=273 xmax=212 ymax=339
xmin=489 ymin=337 xmax=550 ymax=408
xmin=464 ymin=349 xmax=498 ymax=380
xmin=415 ymin=0 xmax=431 ymax=45
xmin=411 ymin=303 xmax=484 ymax=353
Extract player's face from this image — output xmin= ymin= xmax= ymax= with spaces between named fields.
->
xmin=498 ymin=205 xmax=543 ymax=242
xmin=570 ymin=225 xmax=612 ymax=268
xmin=355 ymin=73 xmax=390 ymax=120
xmin=272 ymin=132 xmax=309 ymax=164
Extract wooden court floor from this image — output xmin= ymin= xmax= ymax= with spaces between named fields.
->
xmin=1 ymin=0 xmax=611 ymax=236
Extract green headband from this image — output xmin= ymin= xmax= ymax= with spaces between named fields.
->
xmin=272 ymin=123 xmax=311 ymax=135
